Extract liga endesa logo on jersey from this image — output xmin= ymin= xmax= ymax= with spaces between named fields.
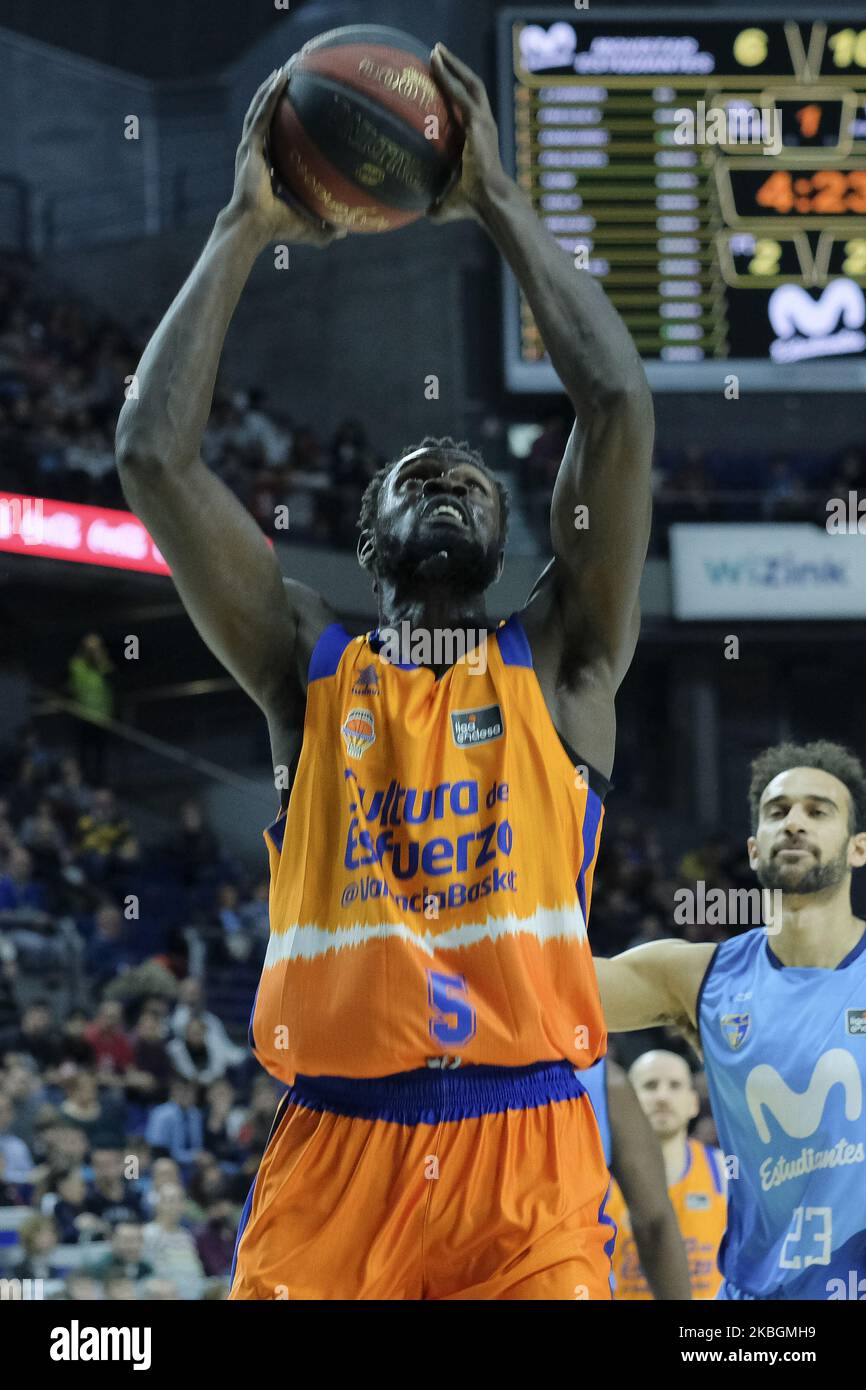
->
xmin=685 ymin=1192 xmax=711 ymax=1211
xmin=450 ymin=704 xmax=504 ymax=748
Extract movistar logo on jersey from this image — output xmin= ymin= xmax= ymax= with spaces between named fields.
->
xmin=451 ymin=704 xmax=504 ymax=748
xmin=746 ymin=1048 xmax=863 ymax=1143
xmin=721 ymin=1013 xmax=751 ymax=1049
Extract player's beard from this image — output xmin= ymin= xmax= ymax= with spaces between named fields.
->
xmin=756 ymin=844 xmax=849 ymax=895
xmin=374 ymin=522 xmax=501 ymax=596
xmin=648 ymin=1113 xmax=685 ymax=1141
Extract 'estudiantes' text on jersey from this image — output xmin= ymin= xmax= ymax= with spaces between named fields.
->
xmin=699 ymin=928 xmax=866 ymax=1299
xmin=249 ymin=615 xmax=608 ymax=1080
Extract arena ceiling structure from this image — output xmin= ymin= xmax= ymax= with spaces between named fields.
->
xmin=0 ymin=0 xmax=289 ymax=79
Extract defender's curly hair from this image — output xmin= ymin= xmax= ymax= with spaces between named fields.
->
xmin=748 ymin=740 xmax=866 ymax=834
xmin=358 ymin=435 xmax=510 ymax=544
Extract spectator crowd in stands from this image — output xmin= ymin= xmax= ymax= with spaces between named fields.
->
xmin=0 ymin=251 xmax=384 ymax=549
xmin=2 ymin=249 xmax=864 ymax=564
xmin=0 ymin=723 xmax=280 ymax=1299
xmin=518 ymin=414 xmax=866 ymax=555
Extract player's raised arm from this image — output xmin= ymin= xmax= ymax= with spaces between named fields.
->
xmin=606 ymin=1061 xmax=692 ymax=1300
xmin=429 ymin=43 xmax=653 ymax=778
xmin=115 ymin=67 xmax=341 ymax=722
xmin=593 ymin=940 xmax=715 ymax=1036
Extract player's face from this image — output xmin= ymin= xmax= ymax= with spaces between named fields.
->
xmin=749 ymin=767 xmax=854 ymax=894
xmin=373 ymin=450 xmax=503 ymax=593
xmin=631 ymin=1055 xmax=698 ymax=1139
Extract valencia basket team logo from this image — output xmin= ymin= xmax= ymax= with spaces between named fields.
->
xmin=342 ymin=708 xmax=376 ymax=759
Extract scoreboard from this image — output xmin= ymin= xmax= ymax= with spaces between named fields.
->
xmin=497 ymin=7 xmax=866 ymax=391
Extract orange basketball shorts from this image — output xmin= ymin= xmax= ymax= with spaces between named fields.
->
xmin=228 ymin=1061 xmax=615 ymax=1301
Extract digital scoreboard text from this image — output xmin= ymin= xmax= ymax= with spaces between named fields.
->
xmin=498 ymin=8 xmax=866 ymax=391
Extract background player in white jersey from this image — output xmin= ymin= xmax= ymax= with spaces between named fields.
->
xmin=594 ymin=740 xmax=866 ymax=1299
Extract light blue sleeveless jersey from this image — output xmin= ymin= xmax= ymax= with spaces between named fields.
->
xmin=699 ymin=927 xmax=866 ymax=1299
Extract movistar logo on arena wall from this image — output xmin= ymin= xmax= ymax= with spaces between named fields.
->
xmin=768 ymin=279 xmax=866 ymax=363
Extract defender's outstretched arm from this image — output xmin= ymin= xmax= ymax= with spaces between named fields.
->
xmin=593 ymin=941 xmax=715 ymax=1035
xmin=115 ymin=69 xmax=339 ymax=722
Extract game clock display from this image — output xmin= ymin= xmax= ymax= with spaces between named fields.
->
xmin=498 ymin=7 xmax=866 ymax=391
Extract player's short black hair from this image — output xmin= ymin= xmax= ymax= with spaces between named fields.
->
xmin=357 ymin=435 xmax=510 ymax=543
xmin=748 ymin=740 xmax=866 ymax=834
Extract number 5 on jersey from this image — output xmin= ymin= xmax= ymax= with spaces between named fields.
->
xmin=427 ymin=971 xmax=477 ymax=1046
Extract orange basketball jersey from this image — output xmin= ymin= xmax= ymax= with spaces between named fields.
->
xmin=607 ymin=1139 xmax=727 ymax=1300
xmin=248 ymin=615 xmax=609 ymax=1081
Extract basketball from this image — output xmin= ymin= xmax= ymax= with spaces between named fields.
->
xmin=266 ymin=25 xmax=465 ymax=233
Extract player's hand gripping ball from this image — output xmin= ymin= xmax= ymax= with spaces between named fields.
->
xmin=230 ymin=67 xmax=346 ymax=246
xmin=428 ymin=43 xmax=508 ymax=223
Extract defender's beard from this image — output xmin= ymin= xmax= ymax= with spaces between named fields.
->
xmin=756 ymin=846 xmax=849 ymax=895
xmin=374 ymin=524 xmax=501 ymax=596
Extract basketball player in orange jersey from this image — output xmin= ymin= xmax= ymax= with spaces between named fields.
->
xmin=604 ymin=1051 xmax=726 ymax=1299
xmin=581 ymin=1058 xmax=692 ymax=1298
xmin=115 ymin=44 xmax=653 ymax=1299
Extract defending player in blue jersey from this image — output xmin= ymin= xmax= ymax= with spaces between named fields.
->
xmin=594 ymin=740 xmax=866 ymax=1300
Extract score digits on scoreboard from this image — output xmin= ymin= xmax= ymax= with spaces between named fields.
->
xmin=498 ymin=8 xmax=866 ymax=391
